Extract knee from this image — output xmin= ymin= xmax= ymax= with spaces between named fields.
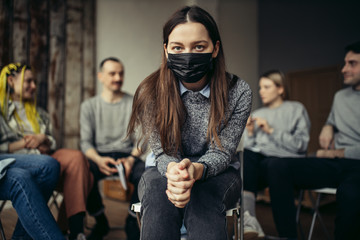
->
xmin=40 ymin=155 xmax=60 ymax=177
xmin=6 ymin=168 xmax=32 ymax=196
xmin=70 ymin=150 xmax=87 ymax=165
xmin=266 ymin=158 xmax=292 ymax=181
xmin=140 ymin=168 xmax=167 ymax=203
xmin=267 ymin=158 xmax=287 ymax=172
xmin=59 ymin=149 xmax=88 ymax=169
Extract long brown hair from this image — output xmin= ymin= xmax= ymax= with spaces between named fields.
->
xmin=128 ymin=6 xmax=231 ymax=156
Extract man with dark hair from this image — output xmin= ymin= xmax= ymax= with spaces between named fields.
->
xmin=80 ymin=57 xmax=145 ymax=240
xmin=266 ymin=41 xmax=360 ymax=240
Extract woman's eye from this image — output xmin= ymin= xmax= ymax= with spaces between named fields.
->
xmin=173 ymin=46 xmax=182 ymax=51
xmin=195 ymin=45 xmax=205 ymax=51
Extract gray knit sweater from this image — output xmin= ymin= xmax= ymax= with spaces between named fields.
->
xmin=149 ymin=75 xmax=252 ymax=179
xmin=80 ymin=94 xmax=135 ymax=154
xmin=326 ymin=87 xmax=360 ymax=160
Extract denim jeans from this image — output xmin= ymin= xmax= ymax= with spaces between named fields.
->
xmin=0 ymin=154 xmax=65 ymax=240
xmin=138 ymin=166 xmax=241 ymax=240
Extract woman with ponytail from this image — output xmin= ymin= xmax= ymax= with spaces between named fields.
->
xmin=0 ymin=63 xmax=93 ymax=240
xmin=127 ymin=6 xmax=252 ymax=240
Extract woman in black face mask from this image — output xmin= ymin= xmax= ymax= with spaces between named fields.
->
xmin=128 ymin=5 xmax=252 ymax=240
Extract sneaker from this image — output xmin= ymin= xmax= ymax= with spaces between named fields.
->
xmin=243 ymin=211 xmax=265 ymax=240
xmin=76 ymin=233 xmax=86 ymax=240
xmin=87 ymin=218 xmax=110 ymax=240
xmin=125 ymin=215 xmax=140 ymax=240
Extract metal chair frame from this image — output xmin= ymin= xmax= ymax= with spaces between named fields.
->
xmin=0 ymin=200 xmax=6 ymax=240
xmin=296 ymin=188 xmax=336 ymax=240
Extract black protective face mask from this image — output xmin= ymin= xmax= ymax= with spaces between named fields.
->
xmin=167 ymin=52 xmax=213 ymax=83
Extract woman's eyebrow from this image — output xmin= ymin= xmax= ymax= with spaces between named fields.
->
xmin=168 ymin=40 xmax=208 ymax=45
xmin=168 ymin=42 xmax=184 ymax=46
xmin=192 ymin=40 xmax=208 ymax=44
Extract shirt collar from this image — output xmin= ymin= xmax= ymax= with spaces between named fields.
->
xmin=179 ymin=81 xmax=210 ymax=98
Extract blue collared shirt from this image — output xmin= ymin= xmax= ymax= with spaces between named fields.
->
xmin=179 ymin=81 xmax=210 ymax=98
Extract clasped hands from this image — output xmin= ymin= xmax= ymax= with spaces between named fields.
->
xmin=165 ymin=158 xmax=200 ymax=209
xmin=22 ymin=134 xmax=51 ymax=154
xmin=246 ymin=116 xmax=274 ymax=135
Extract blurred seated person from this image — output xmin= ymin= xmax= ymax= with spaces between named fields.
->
xmin=80 ymin=57 xmax=145 ymax=240
xmin=267 ymin=41 xmax=360 ymax=240
xmin=0 ymin=63 xmax=93 ymax=240
xmin=243 ymin=70 xmax=310 ymax=239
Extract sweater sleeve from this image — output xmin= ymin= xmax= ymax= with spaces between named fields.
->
xmin=79 ymin=100 xmax=96 ymax=153
xmin=344 ymin=147 xmax=360 ymax=160
xmin=149 ymin=128 xmax=180 ymax=176
xmin=243 ymin=128 xmax=256 ymax=149
xmin=268 ymin=104 xmax=311 ymax=154
xmin=197 ymin=80 xmax=252 ymax=178
xmin=0 ymin=115 xmax=11 ymax=153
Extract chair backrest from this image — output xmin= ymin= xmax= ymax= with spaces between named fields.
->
xmin=237 ymin=136 xmax=244 ymax=240
xmin=314 ymin=188 xmax=336 ymax=195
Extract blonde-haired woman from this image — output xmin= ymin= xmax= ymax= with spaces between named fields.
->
xmin=243 ymin=70 xmax=311 ymax=239
xmin=0 ymin=63 xmax=93 ymax=240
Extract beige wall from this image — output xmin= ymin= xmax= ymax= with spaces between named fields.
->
xmin=96 ymin=0 xmax=259 ymax=108
xmin=219 ymin=0 xmax=259 ymax=109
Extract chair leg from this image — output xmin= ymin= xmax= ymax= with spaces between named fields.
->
xmin=136 ymin=212 xmax=141 ymax=229
xmin=48 ymin=191 xmax=61 ymax=211
xmin=308 ymin=192 xmax=332 ymax=240
xmin=0 ymin=201 xmax=6 ymax=240
xmin=0 ymin=218 xmax=6 ymax=240
xmin=233 ymin=210 xmax=239 ymax=240
xmin=296 ymin=190 xmax=306 ymax=240
xmin=240 ymin=201 xmax=244 ymax=240
xmin=0 ymin=201 xmax=6 ymax=212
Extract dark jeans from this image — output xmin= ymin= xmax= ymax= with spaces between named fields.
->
xmin=138 ymin=166 xmax=241 ymax=240
xmin=243 ymin=149 xmax=278 ymax=194
xmin=267 ymin=157 xmax=360 ymax=240
xmin=86 ymin=152 xmax=145 ymax=215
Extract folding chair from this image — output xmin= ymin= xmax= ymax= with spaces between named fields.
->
xmin=48 ymin=191 xmax=62 ymax=211
xmin=296 ymin=188 xmax=336 ymax=240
